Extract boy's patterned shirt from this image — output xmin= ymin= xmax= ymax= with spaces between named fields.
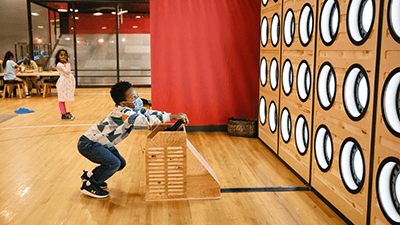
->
xmin=84 ymin=105 xmax=171 ymax=147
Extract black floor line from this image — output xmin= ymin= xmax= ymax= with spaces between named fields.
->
xmin=221 ymin=186 xmax=310 ymax=193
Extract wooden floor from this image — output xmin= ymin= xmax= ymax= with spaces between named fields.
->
xmin=0 ymin=88 xmax=346 ymax=225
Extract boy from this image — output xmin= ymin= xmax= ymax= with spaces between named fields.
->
xmin=77 ymin=81 xmax=188 ymax=198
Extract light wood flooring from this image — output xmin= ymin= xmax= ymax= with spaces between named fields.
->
xmin=0 ymin=88 xmax=346 ymax=225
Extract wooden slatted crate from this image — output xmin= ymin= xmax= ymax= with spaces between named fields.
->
xmin=145 ymin=124 xmax=221 ymax=201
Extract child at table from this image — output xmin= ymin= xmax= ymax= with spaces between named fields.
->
xmin=77 ymin=81 xmax=188 ymax=198
xmin=55 ymin=49 xmax=75 ymax=120
xmin=2 ymin=51 xmax=30 ymax=97
xmin=21 ymin=57 xmax=43 ymax=95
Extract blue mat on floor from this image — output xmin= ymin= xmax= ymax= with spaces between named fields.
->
xmin=14 ymin=107 xmax=34 ymax=114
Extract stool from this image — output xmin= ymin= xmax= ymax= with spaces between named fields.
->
xmin=43 ymin=80 xmax=57 ymax=98
xmin=3 ymin=80 xmax=24 ymax=99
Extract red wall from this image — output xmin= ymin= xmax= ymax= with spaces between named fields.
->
xmin=150 ymin=1 xmax=260 ymax=126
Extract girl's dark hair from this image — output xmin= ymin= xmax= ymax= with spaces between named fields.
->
xmin=23 ymin=57 xmax=31 ymax=66
xmin=110 ymin=81 xmax=133 ymax=105
xmin=2 ymin=51 xmax=14 ymax=69
xmin=55 ymin=49 xmax=68 ymax=66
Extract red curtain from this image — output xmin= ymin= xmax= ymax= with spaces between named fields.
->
xmin=151 ymin=0 xmax=260 ymax=125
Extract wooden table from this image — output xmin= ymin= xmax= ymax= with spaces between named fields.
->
xmin=1 ymin=71 xmax=60 ymax=98
xmin=0 ymin=71 xmax=60 ymax=77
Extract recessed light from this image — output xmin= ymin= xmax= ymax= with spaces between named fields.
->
xmin=58 ymin=9 xmax=67 ymax=12
xmin=94 ymin=12 xmax=103 ymax=16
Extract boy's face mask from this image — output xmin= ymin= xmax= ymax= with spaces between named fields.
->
xmin=132 ymin=97 xmax=143 ymax=112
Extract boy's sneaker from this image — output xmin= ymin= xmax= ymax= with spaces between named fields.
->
xmin=80 ymin=181 xmax=109 ymax=198
xmin=62 ymin=112 xmax=74 ymax=120
xmin=26 ymin=93 xmax=31 ymax=98
xmin=81 ymin=170 xmax=108 ymax=189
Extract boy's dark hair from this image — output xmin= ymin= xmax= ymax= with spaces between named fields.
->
xmin=110 ymin=81 xmax=133 ymax=105
xmin=2 ymin=51 xmax=14 ymax=69
xmin=55 ymin=49 xmax=68 ymax=66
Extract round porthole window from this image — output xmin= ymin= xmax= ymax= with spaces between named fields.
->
xmin=284 ymin=9 xmax=295 ymax=47
xmin=388 ymin=0 xmax=400 ymax=43
xmin=320 ymin=0 xmax=340 ymax=46
xmin=271 ymin=13 xmax=280 ymax=47
xmin=339 ymin=138 xmax=365 ymax=194
xmin=343 ymin=64 xmax=369 ymax=121
xmin=270 ymin=58 xmax=279 ymax=91
xmin=262 ymin=0 xmax=268 ymax=7
xmin=260 ymin=57 xmax=267 ymax=87
xmin=297 ymin=60 xmax=312 ymax=102
xmin=314 ymin=125 xmax=333 ymax=172
xmin=347 ymin=0 xmax=375 ymax=45
xmin=282 ymin=59 xmax=293 ymax=96
xmin=269 ymin=101 xmax=278 ymax=133
xmin=317 ymin=62 xmax=337 ymax=110
xmin=261 ymin=17 xmax=269 ymax=47
xmin=280 ymin=107 xmax=291 ymax=143
xmin=295 ymin=115 xmax=309 ymax=155
xmin=376 ymin=157 xmax=400 ymax=224
xmin=382 ymin=67 xmax=400 ymax=137
xmin=260 ymin=96 xmax=267 ymax=126
xmin=299 ymin=3 xmax=314 ymax=46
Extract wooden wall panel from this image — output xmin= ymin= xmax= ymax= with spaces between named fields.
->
xmin=311 ymin=0 xmax=381 ymax=224
xmin=278 ymin=0 xmax=317 ymax=182
xmin=259 ymin=0 xmax=283 ymax=154
xmin=370 ymin=0 xmax=400 ymax=224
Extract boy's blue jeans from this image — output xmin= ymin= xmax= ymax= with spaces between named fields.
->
xmin=77 ymin=135 xmax=126 ymax=184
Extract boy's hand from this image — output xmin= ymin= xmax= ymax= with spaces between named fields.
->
xmin=171 ymin=113 xmax=189 ymax=124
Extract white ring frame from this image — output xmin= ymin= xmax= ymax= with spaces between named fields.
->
xmin=260 ymin=57 xmax=267 ymax=87
xmin=382 ymin=68 xmax=400 ymax=137
xmin=260 ymin=97 xmax=267 ymax=125
xmin=320 ymin=0 xmax=340 ymax=46
xmin=295 ymin=115 xmax=309 ymax=155
xmin=388 ymin=0 xmax=400 ymax=43
xmin=297 ymin=60 xmax=312 ymax=102
xmin=282 ymin=59 xmax=293 ymax=96
xmin=299 ymin=3 xmax=314 ymax=46
xmin=317 ymin=62 xmax=337 ymax=110
xmin=315 ymin=125 xmax=333 ymax=172
xmin=347 ymin=0 xmax=375 ymax=45
xmin=270 ymin=58 xmax=279 ymax=90
xmin=284 ymin=9 xmax=295 ymax=46
xmin=339 ymin=138 xmax=365 ymax=193
xmin=261 ymin=17 xmax=269 ymax=47
xmin=269 ymin=101 xmax=277 ymax=133
xmin=280 ymin=108 xmax=291 ymax=143
xmin=271 ymin=13 xmax=280 ymax=47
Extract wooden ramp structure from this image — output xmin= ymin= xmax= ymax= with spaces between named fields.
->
xmin=145 ymin=123 xmax=221 ymax=201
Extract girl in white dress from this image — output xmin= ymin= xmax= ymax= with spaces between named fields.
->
xmin=55 ymin=49 xmax=75 ymax=120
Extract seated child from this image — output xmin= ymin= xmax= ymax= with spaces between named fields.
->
xmin=77 ymin=81 xmax=188 ymax=198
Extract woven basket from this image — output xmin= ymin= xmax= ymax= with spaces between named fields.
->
xmin=227 ymin=117 xmax=258 ymax=137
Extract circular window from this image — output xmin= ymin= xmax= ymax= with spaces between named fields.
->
xmin=320 ymin=0 xmax=340 ymax=46
xmin=260 ymin=57 xmax=267 ymax=87
xmin=314 ymin=125 xmax=333 ymax=172
xmin=382 ymin=68 xmax=400 ymax=137
xmin=295 ymin=115 xmax=309 ymax=155
xmin=299 ymin=3 xmax=314 ymax=46
xmin=388 ymin=0 xmax=400 ymax=43
xmin=281 ymin=107 xmax=292 ymax=143
xmin=260 ymin=97 xmax=267 ymax=126
xmin=262 ymin=0 xmax=268 ymax=6
xmin=343 ymin=64 xmax=370 ymax=121
xmin=347 ymin=0 xmax=375 ymax=45
xmin=269 ymin=101 xmax=278 ymax=133
xmin=282 ymin=59 xmax=293 ymax=96
xmin=284 ymin=9 xmax=295 ymax=47
xmin=261 ymin=17 xmax=269 ymax=47
xmin=297 ymin=60 xmax=312 ymax=102
xmin=339 ymin=138 xmax=365 ymax=194
xmin=271 ymin=13 xmax=280 ymax=47
xmin=270 ymin=58 xmax=279 ymax=91
xmin=376 ymin=157 xmax=400 ymax=224
xmin=317 ymin=62 xmax=337 ymax=110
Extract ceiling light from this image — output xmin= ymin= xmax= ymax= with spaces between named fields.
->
xmin=38 ymin=26 xmax=44 ymax=29
xmin=133 ymin=26 xmax=138 ymax=28
xmin=112 ymin=12 xmax=116 ymax=15
xmin=98 ymin=39 xmax=104 ymax=43
xmin=135 ymin=15 xmax=141 ymax=18
xmin=58 ymin=9 xmax=68 ymax=12
xmin=75 ymin=17 xmax=79 ymax=20
xmin=31 ymin=13 xmax=39 ymax=16
xmin=94 ymin=12 xmax=103 ymax=16
xmin=101 ymin=27 xmax=107 ymax=29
